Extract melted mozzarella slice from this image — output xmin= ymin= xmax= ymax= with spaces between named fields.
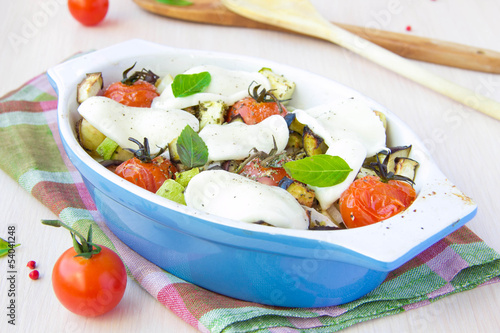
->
xmin=305 ymin=98 xmax=386 ymax=157
xmin=199 ymin=115 xmax=289 ymax=161
xmin=184 ymin=170 xmax=310 ymax=229
xmin=151 ymin=65 xmax=271 ymax=110
xmin=78 ymin=97 xmax=199 ymax=154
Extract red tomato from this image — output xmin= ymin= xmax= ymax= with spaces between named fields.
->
xmin=52 ymin=246 xmax=127 ymax=317
xmin=339 ymin=175 xmax=417 ymax=228
xmin=239 ymin=158 xmax=288 ymax=186
xmin=227 ymin=96 xmax=287 ymax=124
xmin=68 ymin=0 xmax=109 ymax=27
xmin=104 ymin=80 xmax=159 ymax=108
xmin=115 ymin=156 xmax=177 ymax=192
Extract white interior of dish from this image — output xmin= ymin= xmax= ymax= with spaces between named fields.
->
xmin=48 ymin=39 xmax=477 ymax=266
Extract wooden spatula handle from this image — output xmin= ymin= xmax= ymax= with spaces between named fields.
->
xmin=339 ymin=23 xmax=500 ymax=74
xmin=133 ymin=0 xmax=500 ymax=73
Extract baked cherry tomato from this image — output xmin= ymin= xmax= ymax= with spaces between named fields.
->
xmin=115 ymin=138 xmax=176 ymax=192
xmin=339 ymin=175 xmax=417 ymax=228
xmin=104 ymin=80 xmax=159 ymax=108
xmin=115 ymin=156 xmax=176 ymax=192
xmin=239 ymin=157 xmax=288 ymax=186
xmin=42 ymin=219 xmax=127 ymax=317
xmin=68 ymin=0 xmax=109 ymax=27
xmin=226 ymin=85 xmax=287 ymax=124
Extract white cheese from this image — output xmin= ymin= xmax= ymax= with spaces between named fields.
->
xmin=184 ymin=170 xmax=310 ymax=229
xmin=199 ymin=115 xmax=289 ymax=161
xmin=305 ymin=98 xmax=386 ymax=157
xmin=151 ymin=65 xmax=271 ymax=110
xmin=78 ymin=96 xmax=199 ymax=154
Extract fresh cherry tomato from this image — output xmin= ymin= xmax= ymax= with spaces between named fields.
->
xmin=52 ymin=246 xmax=127 ymax=317
xmin=68 ymin=0 xmax=109 ymax=27
xmin=104 ymin=80 xmax=159 ymax=108
xmin=42 ymin=219 xmax=127 ymax=317
xmin=339 ymin=175 xmax=417 ymax=228
xmin=239 ymin=157 xmax=288 ymax=186
xmin=115 ymin=156 xmax=177 ymax=192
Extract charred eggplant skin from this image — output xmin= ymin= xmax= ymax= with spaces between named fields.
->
xmin=303 ymin=126 xmax=328 ymax=156
xmin=279 ymin=176 xmax=316 ymax=207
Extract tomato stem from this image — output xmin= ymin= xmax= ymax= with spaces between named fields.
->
xmin=41 ymin=220 xmax=102 ymax=259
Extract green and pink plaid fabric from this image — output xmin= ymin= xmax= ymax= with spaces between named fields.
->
xmin=1 ymin=72 xmax=500 ymax=332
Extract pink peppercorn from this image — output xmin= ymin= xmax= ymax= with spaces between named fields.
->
xmin=29 ymin=270 xmax=40 ymax=280
xmin=27 ymin=260 xmax=36 ymax=269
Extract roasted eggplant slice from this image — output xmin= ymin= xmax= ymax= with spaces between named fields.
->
xmin=384 ymin=145 xmax=412 ymax=173
xmin=305 ymin=206 xmax=341 ymax=230
xmin=77 ymin=72 xmax=103 ymax=104
xmin=303 ymin=126 xmax=328 ymax=156
xmin=394 ymin=157 xmax=419 ymax=181
xmin=279 ymin=177 xmax=316 ymax=207
xmin=289 ymin=116 xmax=305 ymax=135
xmin=287 ymin=131 xmax=303 ymax=150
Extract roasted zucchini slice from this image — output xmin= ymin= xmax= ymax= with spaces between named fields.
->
xmin=175 ymin=167 xmax=200 ymax=188
xmin=76 ymin=118 xmax=106 ymax=156
xmin=198 ymin=100 xmax=227 ymax=129
xmin=96 ymin=137 xmax=119 ymax=160
xmin=156 ymin=179 xmax=186 ymax=205
xmin=258 ymin=67 xmax=296 ymax=102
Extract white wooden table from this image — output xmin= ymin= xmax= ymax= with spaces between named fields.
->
xmin=1 ymin=1 xmax=499 ymax=332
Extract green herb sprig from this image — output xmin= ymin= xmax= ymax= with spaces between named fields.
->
xmin=0 ymin=237 xmax=20 ymax=257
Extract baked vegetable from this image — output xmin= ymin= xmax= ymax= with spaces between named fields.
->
xmin=258 ymin=67 xmax=296 ymax=102
xmin=77 ymin=72 xmax=103 ymax=104
xmin=303 ymin=126 xmax=328 ymax=156
xmin=279 ymin=177 xmax=315 ymax=207
xmin=197 ymin=100 xmax=227 ymax=129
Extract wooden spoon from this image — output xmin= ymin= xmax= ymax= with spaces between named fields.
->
xmin=221 ymin=0 xmax=500 ymax=120
xmin=133 ymin=0 xmax=500 ymax=74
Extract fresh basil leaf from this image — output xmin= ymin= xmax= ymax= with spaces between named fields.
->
xmin=155 ymin=0 xmax=193 ymax=6
xmin=177 ymin=125 xmax=209 ymax=168
xmin=284 ymin=155 xmax=352 ymax=187
xmin=172 ymin=72 xmax=211 ymax=98
xmin=0 ymin=237 xmax=19 ymax=257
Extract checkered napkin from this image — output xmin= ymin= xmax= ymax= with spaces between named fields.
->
xmin=1 ymin=72 xmax=499 ymax=333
